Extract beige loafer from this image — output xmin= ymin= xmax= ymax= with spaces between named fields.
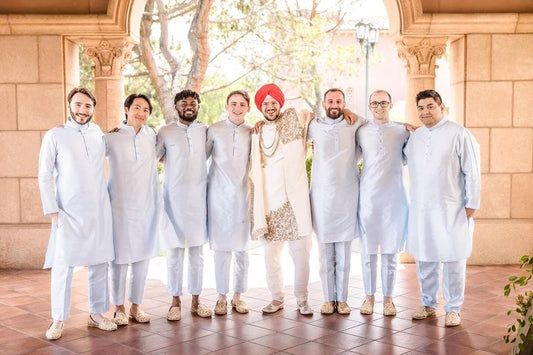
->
xmin=383 ymin=302 xmax=397 ymax=316
xmin=445 ymin=311 xmax=461 ymax=327
xmin=262 ymin=301 xmax=284 ymax=314
xmin=129 ymin=309 xmax=151 ymax=323
xmin=360 ymin=300 xmax=374 ymax=315
xmin=214 ymin=300 xmax=227 ymax=316
xmin=231 ymin=300 xmax=249 ymax=314
xmin=191 ymin=304 xmax=212 ymax=318
xmin=166 ymin=306 xmax=181 ymax=321
xmin=337 ymin=302 xmax=351 ymax=315
xmin=412 ymin=306 xmax=436 ymax=320
xmin=113 ymin=311 xmax=129 ymax=326
xmin=87 ymin=316 xmax=117 ymax=331
xmin=320 ymin=302 xmax=335 ymax=315
xmin=45 ymin=321 xmax=63 ymax=340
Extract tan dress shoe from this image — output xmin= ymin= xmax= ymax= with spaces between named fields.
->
xmin=214 ymin=300 xmax=227 ymax=315
xmin=360 ymin=300 xmax=374 ymax=315
xmin=445 ymin=311 xmax=461 ymax=327
xmin=320 ymin=302 xmax=335 ymax=315
xmin=262 ymin=301 xmax=284 ymax=314
xmin=191 ymin=304 xmax=212 ymax=318
xmin=167 ymin=306 xmax=181 ymax=321
xmin=87 ymin=316 xmax=117 ymax=331
xmin=383 ymin=302 xmax=397 ymax=316
xmin=337 ymin=302 xmax=351 ymax=315
xmin=231 ymin=300 xmax=249 ymax=314
xmin=412 ymin=306 xmax=436 ymax=320
xmin=113 ymin=311 xmax=129 ymax=326
xmin=45 ymin=321 xmax=63 ymax=340
xmin=129 ymin=309 xmax=151 ymax=323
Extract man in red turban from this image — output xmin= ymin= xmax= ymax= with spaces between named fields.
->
xmin=254 ymin=83 xmax=285 ymax=112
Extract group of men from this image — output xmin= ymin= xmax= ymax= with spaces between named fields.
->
xmin=38 ymin=83 xmax=480 ymax=341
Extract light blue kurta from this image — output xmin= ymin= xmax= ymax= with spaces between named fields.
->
xmin=308 ymin=115 xmax=362 ymax=243
xmin=105 ymin=123 xmax=176 ymax=264
xmin=38 ymin=118 xmax=114 ymax=268
xmin=156 ymin=120 xmax=208 ymax=248
xmin=357 ymin=121 xmax=410 ymax=254
xmin=404 ymin=118 xmax=481 ymax=262
xmin=206 ymin=120 xmax=253 ymax=251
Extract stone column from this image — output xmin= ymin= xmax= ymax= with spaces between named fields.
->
xmin=82 ymin=38 xmax=134 ymax=131
xmin=397 ymin=37 xmax=447 ymax=124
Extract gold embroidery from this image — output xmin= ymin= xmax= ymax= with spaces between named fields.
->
xmin=265 ymin=200 xmax=301 ymax=242
xmin=278 ymin=108 xmax=304 ymax=144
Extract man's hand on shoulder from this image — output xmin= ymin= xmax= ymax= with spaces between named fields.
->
xmin=343 ymin=108 xmax=359 ymax=125
xmin=403 ymin=123 xmax=419 ymax=132
xmin=108 ymin=127 xmax=120 ymax=133
xmin=251 ymin=120 xmax=265 ymax=134
xmin=465 ymin=208 xmax=476 ymax=219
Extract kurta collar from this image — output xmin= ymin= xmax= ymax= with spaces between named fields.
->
xmin=427 ymin=116 xmax=448 ymax=131
xmin=120 ymin=121 xmax=145 ymax=135
xmin=225 ymin=119 xmax=244 ymax=128
xmin=176 ymin=119 xmax=198 ymax=129
xmin=370 ymin=120 xmax=395 ymax=127
xmin=66 ymin=117 xmax=90 ymax=131
xmin=319 ymin=115 xmax=345 ymax=125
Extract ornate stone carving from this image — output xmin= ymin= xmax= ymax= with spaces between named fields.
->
xmin=397 ymin=37 xmax=447 ymax=76
xmin=83 ymin=39 xmax=134 ymax=77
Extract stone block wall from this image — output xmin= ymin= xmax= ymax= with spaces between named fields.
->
xmin=450 ymin=34 xmax=533 ymax=264
xmin=0 ymin=35 xmax=79 ymax=268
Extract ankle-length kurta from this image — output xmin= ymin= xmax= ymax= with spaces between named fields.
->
xmin=38 ymin=118 xmax=114 ymax=268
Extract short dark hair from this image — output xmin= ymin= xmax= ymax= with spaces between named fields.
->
xmin=124 ymin=94 xmax=153 ymax=118
xmin=416 ymin=89 xmax=443 ymax=106
xmin=67 ymin=87 xmax=96 ymax=106
xmin=369 ymin=90 xmax=392 ymax=103
xmin=226 ymin=90 xmax=250 ymax=104
xmin=174 ymin=89 xmax=201 ymax=105
xmin=323 ymin=88 xmax=345 ymax=101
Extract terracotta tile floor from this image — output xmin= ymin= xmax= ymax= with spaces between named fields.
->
xmin=0 ymin=249 xmax=517 ymax=354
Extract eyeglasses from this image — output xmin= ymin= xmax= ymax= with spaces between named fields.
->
xmin=369 ymin=101 xmax=390 ymax=108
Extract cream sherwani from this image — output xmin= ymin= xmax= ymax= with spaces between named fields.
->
xmin=404 ymin=117 xmax=481 ymax=312
xmin=105 ymin=122 xmax=176 ymax=306
xmin=357 ymin=121 xmax=409 ymax=297
xmin=308 ymin=115 xmax=361 ymax=303
xmin=38 ymin=117 xmax=114 ymax=320
xmin=156 ymin=120 xmax=207 ymax=296
xmin=207 ymin=119 xmax=254 ymax=295
xmin=249 ymin=108 xmax=312 ymax=303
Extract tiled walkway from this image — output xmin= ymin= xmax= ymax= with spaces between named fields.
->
xmin=0 ymin=249 xmax=517 ymax=354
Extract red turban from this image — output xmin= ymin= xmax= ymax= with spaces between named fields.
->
xmin=254 ymin=83 xmax=285 ymax=110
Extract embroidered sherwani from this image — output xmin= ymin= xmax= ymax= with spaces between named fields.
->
xmin=207 ymin=119 xmax=253 ymax=295
xmin=404 ymin=117 xmax=480 ymax=312
xmin=308 ymin=115 xmax=362 ymax=302
xmin=357 ymin=121 xmax=409 ymax=297
xmin=38 ymin=117 xmax=114 ymax=320
xmin=156 ymin=120 xmax=208 ymax=297
xmin=249 ymin=108 xmax=312 ymax=303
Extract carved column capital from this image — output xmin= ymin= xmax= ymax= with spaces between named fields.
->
xmin=82 ymin=38 xmax=134 ymax=78
xmin=396 ymin=37 xmax=447 ymax=76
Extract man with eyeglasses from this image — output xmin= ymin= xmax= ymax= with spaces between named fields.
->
xmin=157 ymin=89 xmax=212 ymax=320
xmin=357 ymin=90 xmax=409 ymax=317
xmin=404 ymin=89 xmax=480 ymax=327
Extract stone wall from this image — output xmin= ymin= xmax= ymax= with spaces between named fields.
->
xmin=450 ymin=34 xmax=533 ymax=264
xmin=0 ymin=35 xmax=79 ymax=268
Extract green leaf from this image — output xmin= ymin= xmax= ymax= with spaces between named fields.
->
xmin=509 ymin=276 xmax=518 ymax=282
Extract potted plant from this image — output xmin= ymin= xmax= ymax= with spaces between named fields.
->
xmin=504 ymin=255 xmax=533 ymax=355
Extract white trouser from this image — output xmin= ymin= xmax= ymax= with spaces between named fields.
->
xmin=416 ymin=259 xmax=467 ymax=313
xmin=166 ymin=246 xmax=203 ymax=296
xmin=318 ymin=241 xmax=352 ymax=302
xmin=264 ymin=236 xmax=312 ymax=304
xmin=110 ymin=259 xmax=150 ymax=306
xmin=214 ymin=250 xmax=249 ymax=295
xmin=50 ymin=262 xmax=109 ymax=321
xmin=360 ymin=250 xmax=398 ymax=297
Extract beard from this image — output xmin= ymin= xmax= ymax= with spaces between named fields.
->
xmin=178 ymin=110 xmax=198 ymax=122
xmin=69 ymin=109 xmax=93 ymax=125
xmin=326 ymin=108 xmax=342 ymax=119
